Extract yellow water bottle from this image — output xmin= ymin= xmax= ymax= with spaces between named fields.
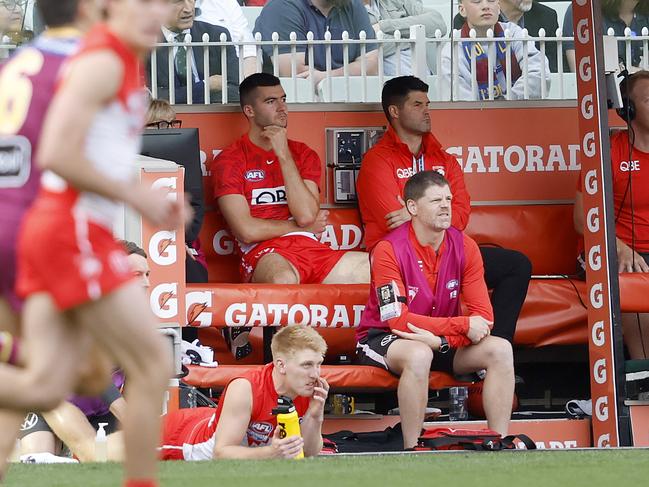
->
xmin=273 ymin=395 xmax=304 ymax=459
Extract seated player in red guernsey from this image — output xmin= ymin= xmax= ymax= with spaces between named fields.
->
xmin=574 ymin=71 xmax=649 ymax=359
xmin=212 ymin=73 xmax=369 ymax=358
xmin=160 ymin=325 xmax=328 ymax=460
xmin=356 ymin=171 xmax=515 ymax=449
xmin=212 ymin=73 xmax=369 ymax=287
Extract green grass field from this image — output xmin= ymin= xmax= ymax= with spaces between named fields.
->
xmin=5 ymin=450 xmax=649 ymax=487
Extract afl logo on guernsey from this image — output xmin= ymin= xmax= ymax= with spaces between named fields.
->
xmin=250 ymin=422 xmax=273 ymax=435
xmin=245 ymin=169 xmax=266 ymax=182
xmin=446 ymin=279 xmax=459 ymax=290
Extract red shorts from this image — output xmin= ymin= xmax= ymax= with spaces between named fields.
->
xmin=240 ymin=234 xmax=345 ymax=283
xmin=16 ymin=206 xmax=133 ymax=311
xmin=160 ymin=408 xmax=216 ymax=461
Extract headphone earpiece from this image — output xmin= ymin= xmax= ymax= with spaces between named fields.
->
xmin=617 ymin=72 xmax=636 ymax=123
xmin=617 ymin=97 xmax=636 ymax=123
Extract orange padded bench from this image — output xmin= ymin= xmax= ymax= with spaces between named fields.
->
xmin=185 ymin=364 xmax=465 ymax=393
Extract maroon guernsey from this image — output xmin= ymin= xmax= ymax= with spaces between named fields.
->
xmin=0 ymin=32 xmax=79 ymax=310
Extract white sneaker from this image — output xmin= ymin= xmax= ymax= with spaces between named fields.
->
xmin=181 ymin=339 xmax=218 ymax=367
xmin=566 ymin=399 xmax=592 ymax=417
xmin=20 ymin=453 xmax=79 ymax=464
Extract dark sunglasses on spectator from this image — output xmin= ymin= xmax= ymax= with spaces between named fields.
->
xmin=146 ymin=119 xmax=182 ymax=129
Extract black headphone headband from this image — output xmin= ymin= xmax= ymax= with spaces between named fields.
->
xmin=617 ymin=71 xmax=636 ymax=123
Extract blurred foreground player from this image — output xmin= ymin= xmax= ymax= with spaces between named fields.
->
xmin=4 ymin=2 xmax=185 ymax=487
xmin=160 ymin=325 xmax=328 ymax=460
xmin=0 ymin=0 xmax=101 ymax=476
xmin=18 ymin=241 xmax=150 ymax=464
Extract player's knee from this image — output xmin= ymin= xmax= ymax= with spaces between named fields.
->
xmin=510 ymin=250 xmax=532 ymax=280
xmin=353 ymin=254 xmax=370 ymax=283
xmin=269 ymin=269 xmax=299 ymax=285
xmin=20 ymin=370 xmax=70 ymax=411
xmin=484 ymin=337 xmax=513 ymax=369
xmin=401 ymin=343 xmax=433 ymax=376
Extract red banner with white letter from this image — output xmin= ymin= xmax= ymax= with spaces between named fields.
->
xmin=141 ymin=169 xmax=186 ymax=326
xmin=573 ymin=0 xmax=629 ymax=447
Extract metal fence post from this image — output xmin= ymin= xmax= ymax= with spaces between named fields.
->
xmin=410 ymin=24 xmax=428 ymax=81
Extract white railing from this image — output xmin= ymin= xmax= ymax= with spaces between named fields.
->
xmin=612 ymin=27 xmax=649 ymax=72
xmin=148 ymin=24 xmax=580 ymax=105
xmin=0 ymin=44 xmax=17 ymax=60
xmin=4 ymin=26 xmax=648 ymax=105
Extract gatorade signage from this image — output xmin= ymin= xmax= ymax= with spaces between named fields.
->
xmin=141 ymin=169 xmax=186 ymax=326
xmin=572 ymin=0 xmax=629 ymax=446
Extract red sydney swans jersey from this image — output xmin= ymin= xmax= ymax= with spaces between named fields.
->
xmin=577 ymin=130 xmax=649 ymax=253
xmin=212 ymin=134 xmax=321 ymax=253
xmin=38 ymin=23 xmax=146 ymax=229
xmin=161 ymin=363 xmax=310 ymax=461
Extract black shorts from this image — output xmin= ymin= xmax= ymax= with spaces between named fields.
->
xmin=355 ymin=328 xmax=456 ymax=375
xmin=18 ymin=411 xmax=119 ymax=440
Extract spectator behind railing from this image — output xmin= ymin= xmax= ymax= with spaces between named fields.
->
xmin=441 ymin=0 xmax=550 ymax=100
xmin=146 ymin=0 xmax=240 ymax=103
xmin=452 ymin=0 xmax=559 ymax=72
xmin=254 ymin=0 xmax=378 ymax=87
xmin=363 ymin=0 xmax=446 ymax=76
xmin=195 ymin=0 xmax=258 ymax=77
xmin=563 ymin=0 xmax=649 ymax=73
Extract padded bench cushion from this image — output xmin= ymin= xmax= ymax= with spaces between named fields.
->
xmin=184 ymin=364 xmax=465 ymax=392
xmin=187 ymin=273 xmax=649 ymax=353
xmin=201 ymin=205 xmax=582 ymax=282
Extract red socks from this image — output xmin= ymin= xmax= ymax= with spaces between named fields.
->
xmin=124 ymin=480 xmax=157 ymax=487
xmin=0 ymin=331 xmax=20 ymax=365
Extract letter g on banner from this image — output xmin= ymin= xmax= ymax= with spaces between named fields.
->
xmin=588 ymin=245 xmax=602 ymax=271
xmin=585 ymin=169 xmax=598 ymax=195
xmin=149 ymin=230 xmax=177 ymax=266
xmin=583 ymin=132 xmax=596 ymax=157
xmin=581 ymin=94 xmax=594 ymax=120
xmin=590 ymin=283 xmax=604 ymax=308
xmin=151 ymin=177 xmax=178 ymax=200
xmin=576 ymin=18 xmax=590 ymax=44
xmin=587 ymin=207 xmax=600 ymax=233
xmin=595 ymin=396 xmax=609 ymax=421
xmin=594 ymin=358 xmax=607 ymax=384
xmin=150 ymin=283 xmax=178 ymax=319
xmin=579 ymin=57 xmax=592 ymax=82
xmin=592 ymin=320 xmax=606 ymax=347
